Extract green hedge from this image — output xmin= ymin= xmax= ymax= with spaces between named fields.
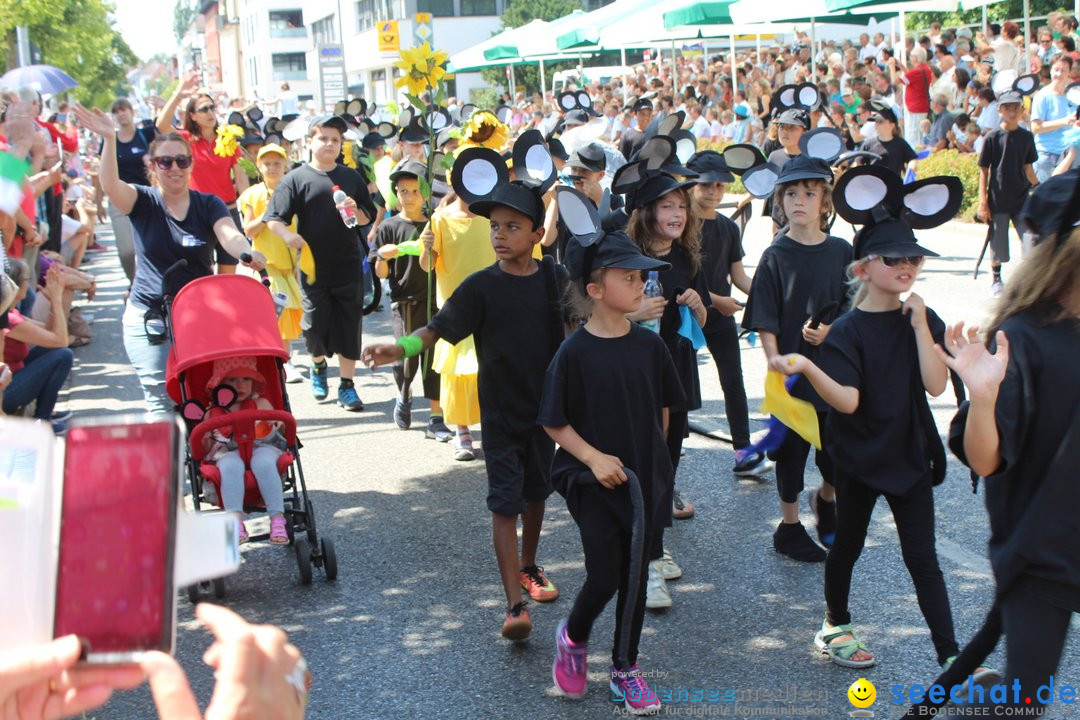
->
xmin=915 ymin=149 xmax=980 ymax=221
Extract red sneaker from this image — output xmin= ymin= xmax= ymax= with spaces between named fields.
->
xmin=520 ymin=564 xmax=559 ymax=602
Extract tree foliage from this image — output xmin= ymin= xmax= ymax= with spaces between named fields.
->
xmin=907 ymin=1 xmax=1072 ymax=36
xmin=174 ymin=0 xmax=198 ymax=44
xmin=1 ymin=0 xmax=139 ymax=108
xmin=481 ymin=0 xmax=583 ymax=97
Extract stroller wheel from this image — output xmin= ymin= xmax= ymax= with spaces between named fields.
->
xmin=321 ymin=537 xmax=338 ymax=581
xmin=213 ymin=577 xmax=227 ymax=599
xmin=186 ymin=584 xmax=201 ymax=605
xmin=295 ymin=537 xmax=313 ymax=585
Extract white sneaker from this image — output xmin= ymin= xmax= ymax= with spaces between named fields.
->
xmin=646 ymin=561 xmax=672 ymax=609
xmin=990 ymin=280 xmax=1004 ymax=298
xmin=659 ymin=548 xmax=682 ymax=580
xmin=283 ymin=362 xmax=304 ymax=384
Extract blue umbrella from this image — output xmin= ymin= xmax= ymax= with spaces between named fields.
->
xmin=0 ymin=65 xmax=78 ymax=95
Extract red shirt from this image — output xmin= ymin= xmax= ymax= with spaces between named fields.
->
xmin=902 ymin=64 xmax=933 ymax=114
xmin=3 ymin=310 xmax=30 ymax=373
xmin=178 ymin=129 xmax=240 ymax=204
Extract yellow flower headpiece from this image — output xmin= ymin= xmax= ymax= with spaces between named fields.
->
xmin=456 ymin=111 xmax=510 ymax=154
xmin=214 ymin=124 xmax=245 ymax=158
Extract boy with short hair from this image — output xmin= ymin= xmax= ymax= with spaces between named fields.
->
xmin=362 ymin=179 xmax=568 ymax=641
xmin=370 ymin=159 xmax=452 ymax=441
xmin=977 ymin=92 xmax=1039 ymax=297
xmin=266 ymin=115 xmax=376 ymax=411
xmin=862 ymin=106 xmax=918 ymax=176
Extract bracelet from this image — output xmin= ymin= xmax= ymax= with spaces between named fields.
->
xmin=396 ymin=335 xmax=423 ymax=358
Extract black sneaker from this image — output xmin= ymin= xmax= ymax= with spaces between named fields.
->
xmin=733 ymin=451 xmax=774 ymax=478
xmin=773 ymin=522 xmax=826 ymax=562
xmin=393 ymin=398 xmax=412 ymax=429
xmin=810 ymin=488 xmax=837 ymax=549
xmin=425 ymin=416 xmax=453 ymax=442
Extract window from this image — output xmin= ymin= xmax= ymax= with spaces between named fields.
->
xmin=461 ymin=0 xmax=494 ymax=14
xmin=356 ymin=0 xmax=403 ymax=31
xmin=312 ymin=15 xmax=338 ymax=46
xmin=269 ymin=10 xmax=305 ymax=38
xmin=272 ymin=52 xmax=307 ymax=81
xmin=416 ymin=0 xmax=454 ymax=16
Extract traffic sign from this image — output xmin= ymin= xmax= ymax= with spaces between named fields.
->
xmin=379 ymin=21 xmax=400 ymax=53
xmin=414 ymin=13 xmax=434 ymax=48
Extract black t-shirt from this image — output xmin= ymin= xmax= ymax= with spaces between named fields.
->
xmin=699 ymin=214 xmax=744 ymax=298
xmin=428 ymin=260 xmax=568 ymax=438
xmin=370 ymin=214 xmax=430 ymax=303
xmin=106 ymin=127 xmax=155 ymax=185
xmin=979 ymin=126 xmax=1038 ymax=215
xmin=979 ymin=312 xmax=1080 ymax=596
xmin=816 ymin=307 xmax=946 ymax=496
xmin=742 ymin=234 xmax=852 ymax=410
xmin=127 ymin=185 xmax=228 ymax=309
xmin=263 ymin=163 xmax=376 ymax=287
xmin=538 ymin=324 xmax=685 ymax=526
xmin=641 ymin=245 xmax=709 ymax=412
xmin=863 ymin=134 xmax=917 ymax=177
xmin=620 ymin=126 xmax=647 ymax=161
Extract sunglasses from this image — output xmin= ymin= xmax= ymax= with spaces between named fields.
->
xmin=195 ymin=104 xmax=216 ymax=114
xmin=153 ymin=154 xmax=193 ymax=170
xmin=871 ymin=254 xmax=924 ymax=268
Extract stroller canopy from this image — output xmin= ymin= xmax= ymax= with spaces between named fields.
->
xmin=166 ymin=275 xmax=290 ymax=403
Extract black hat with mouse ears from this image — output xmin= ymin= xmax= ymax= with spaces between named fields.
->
xmin=639 ymin=110 xmax=698 ymax=166
xmin=558 ymin=185 xmax=670 ymax=291
xmin=990 ymin=70 xmax=1039 ymax=104
xmin=451 ymin=129 xmax=556 ymax=229
xmin=770 ymin=82 xmax=821 ymax=130
xmin=613 ymin=135 xmax=699 ymax=212
xmin=738 ymin=127 xmax=844 ymax=199
xmin=833 ymin=164 xmax=963 ymax=260
xmin=557 ymin=89 xmax=600 ymax=117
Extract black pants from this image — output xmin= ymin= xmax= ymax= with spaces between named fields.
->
xmin=44 ymin=190 xmax=63 ymax=253
xmin=773 ymin=411 xmax=833 ymax=504
xmin=566 ymin=482 xmax=653 ymax=670
xmin=825 ymin=475 xmax=958 ymax=665
xmin=651 ymin=410 xmax=688 ymax=561
xmin=993 ymin=575 xmax=1079 ymax=709
xmin=704 ymin=321 xmax=750 ymax=449
xmin=391 ymin=299 xmax=439 ymax=402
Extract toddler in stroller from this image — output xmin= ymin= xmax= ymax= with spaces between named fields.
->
xmin=201 ymin=356 xmax=289 ymax=543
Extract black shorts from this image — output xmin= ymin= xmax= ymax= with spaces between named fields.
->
xmin=214 ymin=207 xmax=243 ymax=267
xmin=484 ymin=428 xmax=554 ymax=516
xmin=301 ymin=278 xmax=363 ymax=360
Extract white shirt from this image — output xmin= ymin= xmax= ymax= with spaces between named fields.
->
xmin=691 ymin=115 xmax=711 ymax=138
xmin=859 ymin=43 xmax=879 ymax=62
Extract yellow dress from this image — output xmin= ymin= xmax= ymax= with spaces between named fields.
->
xmin=237 ymin=183 xmax=303 ymax=341
xmin=422 ymin=208 xmax=542 ymax=427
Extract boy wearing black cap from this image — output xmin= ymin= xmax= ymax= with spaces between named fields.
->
xmin=742 ymin=155 xmax=850 ymax=562
xmin=370 ymin=160 xmax=452 ymax=440
xmin=861 ymin=106 xmax=917 ymax=177
xmin=620 ymin=98 xmax=654 ymax=162
xmin=687 ymin=151 xmax=765 ymax=477
xmin=977 ymin=93 xmax=1039 ymax=297
xmin=362 ymin=177 xmax=568 ymax=642
xmin=764 ymin=109 xmax=810 ymax=229
xmin=547 ymin=143 xmax=616 ymax=260
xmin=265 ymin=115 xmax=376 ymax=411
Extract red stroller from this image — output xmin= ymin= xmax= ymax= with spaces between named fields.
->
xmin=165 ymin=274 xmax=337 ymax=598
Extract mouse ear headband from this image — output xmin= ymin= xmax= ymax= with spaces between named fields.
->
xmin=737 ymin=128 xmax=843 ymax=199
xmin=557 ymin=90 xmax=599 ymax=117
xmin=992 ymin=72 xmax=1039 ymax=103
xmin=773 ymin=82 xmax=822 ymax=113
xmin=451 ymin=129 xmax=555 ymax=227
xmin=834 ymin=164 xmax=962 ymax=258
xmin=612 ymin=135 xmax=699 ymax=211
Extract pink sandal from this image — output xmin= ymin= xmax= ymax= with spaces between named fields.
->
xmin=269 ymin=515 xmax=289 ymax=544
xmin=237 ymin=518 xmax=249 ymax=544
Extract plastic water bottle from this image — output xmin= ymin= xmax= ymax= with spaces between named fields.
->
xmin=362 ymin=256 xmax=375 ymax=306
xmin=640 ymin=271 xmax=662 ymax=333
xmin=332 ymin=185 xmax=357 ymax=228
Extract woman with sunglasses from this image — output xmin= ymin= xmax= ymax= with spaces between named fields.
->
xmin=73 ymin=103 xmax=265 ymax=417
xmin=156 ymin=81 xmax=249 ymax=274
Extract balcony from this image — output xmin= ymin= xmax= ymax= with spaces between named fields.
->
xmin=270 ymin=26 xmax=307 ymax=38
xmin=272 ymin=70 xmax=309 ymax=81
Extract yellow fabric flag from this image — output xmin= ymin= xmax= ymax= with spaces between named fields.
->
xmin=760 ymin=370 xmax=821 ymax=450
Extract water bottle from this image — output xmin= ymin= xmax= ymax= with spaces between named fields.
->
xmin=332 ymin=185 xmax=357 ymax=228
xmin=362 ymin=256 xmax=375 ymax=306
xmin=640 ymin=271 xmax=662 ymax=333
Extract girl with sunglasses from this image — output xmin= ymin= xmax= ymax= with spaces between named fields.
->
xmin=156 ymin=78 xmax=249 ymax=274
xmin=776 ymin=215 xmax=961 ymax=670
xmin=73 ymin=102 xmax=265 ymax=416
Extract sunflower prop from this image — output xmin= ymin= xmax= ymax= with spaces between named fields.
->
xmin=394 ymin=42 xmax=449 ymax=100
xmin=457 ymin=110 xmax=510 ymax=154
xmin=214 ymin=124 xmax=245 ymax=158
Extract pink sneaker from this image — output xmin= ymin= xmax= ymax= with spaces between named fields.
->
xmin=610 ymin=664 xmax=661 ymax=715
xmin=237 ymin=517 xmax=249 ymax=544
xmin=269 ymin=515 xmax=289 ymax=544
xmin=552 ymin=619 xmax=587 ymax=698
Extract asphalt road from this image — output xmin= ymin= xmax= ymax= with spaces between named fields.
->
xmin=64 ymin=200 xmax=1078 ymax=719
